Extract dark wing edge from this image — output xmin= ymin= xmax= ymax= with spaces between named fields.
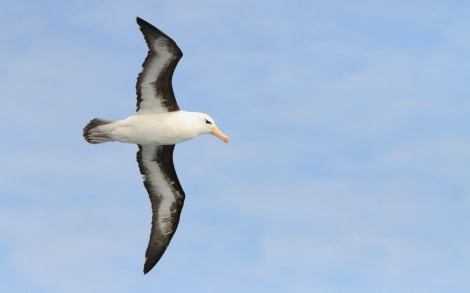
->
xmin=137 ymin=144 xmax=185 ymax=274
xmin=136 ymin=17 xmax=183 ymax=114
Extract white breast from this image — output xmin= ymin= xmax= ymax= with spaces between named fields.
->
xmin=111 ymin=111 xmax=200 ymax=145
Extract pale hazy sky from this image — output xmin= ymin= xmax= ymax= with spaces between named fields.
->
xmin=1 ymin=1 xmax=469 ymax=292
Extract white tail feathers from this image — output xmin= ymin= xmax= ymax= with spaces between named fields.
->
xmin=83 ymin=118 xmax=117 ymax=144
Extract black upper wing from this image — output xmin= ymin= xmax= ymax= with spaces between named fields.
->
xmin=136 ymin=17 xmax=183 ymax=114
xmin=136 ymin=144 xmax=185 ymax=274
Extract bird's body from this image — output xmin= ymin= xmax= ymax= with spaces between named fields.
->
xmin=82 ymin=17 xmax=228 ymax=274
xmin=85 ymin=111 xmax=218 ymax=145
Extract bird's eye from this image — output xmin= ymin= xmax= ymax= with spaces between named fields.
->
xmin=205 ymin=119 xmax=212 ymax=125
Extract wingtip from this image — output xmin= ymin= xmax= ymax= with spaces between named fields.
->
xmin=136 ymin=16 xmax=146 ymax=26
xmin=143 ymin=260 xmax=155 ymax=275
xmin=136 ymin=17 xmax=153 ymax=28
xmin=143 ymin=253 xmax=158 ymax=275
xmin=135 ymin=17 xmax=164 ymax=37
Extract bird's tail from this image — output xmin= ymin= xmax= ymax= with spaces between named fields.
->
xmin=83 ymin=118 xmax=117 ymax=144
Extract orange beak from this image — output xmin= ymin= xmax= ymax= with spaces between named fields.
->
xmin=211 ymin=125 xmax=229 ymax=143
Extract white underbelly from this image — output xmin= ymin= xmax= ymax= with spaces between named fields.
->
xmin=110 ymin=113 xmax=197 ymax=145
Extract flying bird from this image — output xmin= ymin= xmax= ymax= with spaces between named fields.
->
xmin=83 ymin=17 xmax=229 ymax=274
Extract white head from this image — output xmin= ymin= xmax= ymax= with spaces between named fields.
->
xmin=194 ymin=112 xmax=229 ymax=143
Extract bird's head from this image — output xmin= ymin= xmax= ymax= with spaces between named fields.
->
xmin=197 ymin=113 xmax=229 ymax=143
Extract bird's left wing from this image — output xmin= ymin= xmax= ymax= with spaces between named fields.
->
xmin=136 ymin=144 xmax=185 ymax=274
xmin=136 ymin=17 xmax=183 ymax=114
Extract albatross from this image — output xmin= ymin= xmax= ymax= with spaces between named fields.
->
xmin=82 ymin=17 xmax=229 ymax=274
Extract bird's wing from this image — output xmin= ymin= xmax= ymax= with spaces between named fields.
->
xmin=136 ymin=17 xmax=183 ymax=114
xmin=136 ymin=144 xmax=185 ymax=274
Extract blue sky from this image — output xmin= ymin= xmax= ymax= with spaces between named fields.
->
xmin=1 ymin=0 xmax=469 ymax=292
